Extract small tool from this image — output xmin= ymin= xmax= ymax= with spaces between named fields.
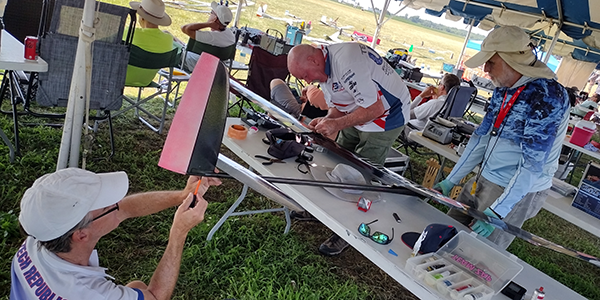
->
xmin=191 ymin=179 xmax=202 ymax=208
xmin=254 ymin=155 xmax=285 ymax=165
xmin=393 ymin=212 xmax=402 ymax=223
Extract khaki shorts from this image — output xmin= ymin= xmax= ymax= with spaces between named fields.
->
xmin=335 ymin=125 xmax=404 ymax=165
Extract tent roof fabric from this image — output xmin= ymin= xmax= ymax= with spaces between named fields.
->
xmin=408 ymin=0 xmax=600 ymax=42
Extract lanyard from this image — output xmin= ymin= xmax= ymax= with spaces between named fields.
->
xmin=471 ymin=85 xmax=526 ymax=194
xmin=491 ymin=85 xmax=526 ymax=136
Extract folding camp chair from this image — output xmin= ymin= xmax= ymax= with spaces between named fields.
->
xmin=1 ymin=0 xmax=133 ymax=159
xmin=395 ymin=85 xmax=476 ymax=179
xmin=161 ymin=36 xmax=246 ymax=107
xmin=114 ymin=45 xmax=180 ymax=134
xmin=228 ymin=46 xmax=289 ymax=116
xmin=440 ymin=85 xmax=478 ymax=119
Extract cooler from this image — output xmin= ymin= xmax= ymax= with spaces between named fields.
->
xmin=285 ymin=25 xmax=303 ymax=46
xmin=569 ymin=120 xmax=596 ymax=147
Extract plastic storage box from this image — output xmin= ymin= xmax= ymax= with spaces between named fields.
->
xmin=405 ymin=231 xmax=523 ymax=300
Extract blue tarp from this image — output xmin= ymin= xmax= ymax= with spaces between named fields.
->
xmin=423 ymin=0 xmax=600 ymax=41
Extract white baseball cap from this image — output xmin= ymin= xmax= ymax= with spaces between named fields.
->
xmin=465 ymin=26 xmax=555 ymax=79
xmin=211 ymin=1 xmax=233 ymax=26
xmin=19 ymin=168 xmax=129 ymax=241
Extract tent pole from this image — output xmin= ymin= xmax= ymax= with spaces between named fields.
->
xmin=233 ymin=0 xmax=244 ymax=28
xmin=543 ymin=23 xmax=561 ymax=64
xmin=371 ymin=0 xmax=391 ymax=49
xmin=56 ymin=0 xmax=96 ymax=170
xmin=455 ymin=18 xmax=474 ymax=70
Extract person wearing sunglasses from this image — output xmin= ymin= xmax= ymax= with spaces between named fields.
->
xmin=11 ymin=167 xmax=221 ymax=300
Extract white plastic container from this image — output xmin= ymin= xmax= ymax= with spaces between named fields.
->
xmin=405 ymin=231 xmax=523 ymax=300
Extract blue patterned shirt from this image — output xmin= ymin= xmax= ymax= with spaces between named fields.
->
xmin=446 ymin=78 xmax=570 ymax=218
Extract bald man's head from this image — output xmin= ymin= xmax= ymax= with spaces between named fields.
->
xmin=288 ymin=45 xmax=328 ymax=84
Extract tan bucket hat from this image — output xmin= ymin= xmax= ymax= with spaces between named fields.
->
xmin=130 ymin=0 xmax=172 ymax=26
xmin=465 ymin=26 xmax=555 ymax=79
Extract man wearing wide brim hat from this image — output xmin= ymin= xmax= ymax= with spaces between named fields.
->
xmin=181 ymin=1 xmax=235 ymax=72
xmin=125 ymin=0 xmax=175 ymax=87
xmin=434 ymin=26 xmax=571 ymax=250
xmin=10 ymin=168 xmax=221 ymax=299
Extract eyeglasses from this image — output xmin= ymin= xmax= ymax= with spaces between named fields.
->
xmin=92 ymin=203 xmax=119 ymax=221
xmin=358 ymin=219 xmax=394 ymax=245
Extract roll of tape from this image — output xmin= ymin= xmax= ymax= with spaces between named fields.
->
xmin=227 ymin=124 xmax=248 ymax=140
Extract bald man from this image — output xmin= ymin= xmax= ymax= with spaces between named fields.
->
xmin=288 ymin=43 xmax=412 ymax=256
xmin=288 ymin=43 xmax=411 ymax=165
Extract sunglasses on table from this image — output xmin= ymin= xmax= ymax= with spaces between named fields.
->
xmin=358 ymin=219 xmax=394 ymax=245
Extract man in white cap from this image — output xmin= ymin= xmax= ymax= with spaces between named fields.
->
xmin=181 ymin=1 xmax=235 ymax=71
xmin=435 ymin=26 xmax=570 ymax=249
xmin=125 ymin=0 xmax=175 ymax=87
xmin=10 ymin=168 xmax=221 ymax=300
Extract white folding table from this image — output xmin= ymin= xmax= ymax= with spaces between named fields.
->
xmin=220 ymin=118 xmax=587 ymax=300
xmin=0 ymin=30 xmax=48 ymax=160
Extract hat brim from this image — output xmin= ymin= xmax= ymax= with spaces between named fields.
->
xmin=130 ymin=2 xmax=172 ymax=26
xmin=499 ymin=53 xmax=556 ymax=79
xmin=90 ymin=171 xmax=129 ymax=210
xmin=401 ymin=232 xmax=421 ymax=250
xmin=464 ymin=50 xmax=495 ymax=68
xmin=310 ymin=165 xmax=381 ymax=202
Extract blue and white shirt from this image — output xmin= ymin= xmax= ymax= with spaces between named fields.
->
xmin=446 ymin=78 xmax=570 ymax=218
xmin=320 ymin=43 xmax=411 ymax=132
xmin=11 ymin=237 xmax=143 ymax=300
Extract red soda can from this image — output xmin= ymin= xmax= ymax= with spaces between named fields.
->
xmin=24 ymin=36 xmax=38 ymax=60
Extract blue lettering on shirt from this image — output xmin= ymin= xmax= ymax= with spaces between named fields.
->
xmin=11 ymin=241 xmax=66 ymax=300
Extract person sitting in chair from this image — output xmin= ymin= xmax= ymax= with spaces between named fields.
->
xmin=571 ymin=93 xmax=599 ymax=117
xmin=406 ymin=73 xmax=461 ymax=132
xmin=125 ymin=0 xmax=174 ymax=87
xmin=181 ymin=1 xmax=235 ymax=71
xmin=269 ymin=79 xmax=328 ymax=121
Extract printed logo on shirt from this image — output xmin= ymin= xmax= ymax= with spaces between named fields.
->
xmin=14 ymin=242 xmax=67 ymax=300
xmin=341 ymin=70 xmax=353 ymax=81
xmin=332 ymin=82 xmax=345 ymax=92
xmin=357 ymin=98 xmax=365 ymax=104
xmin=348 ymin=80 xmax=357 ymax=90
xmin=342 ymin=72 xmax=355 ymax=83
xmin=368 ymin=52 xmax=383 ymax=65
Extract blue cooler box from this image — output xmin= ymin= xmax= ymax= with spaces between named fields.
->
xmin=285 ymin=26 xmax=303 ymax=46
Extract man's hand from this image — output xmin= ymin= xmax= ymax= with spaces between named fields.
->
xmin=314 ymin=118 xmax=340 ymax=137
xmin=182 ymin=174 xmax=222 ymax=201
xmin=433 ymin=179 xmax=455 ymax=196
xmin=171 ymin=193 xmax=208 ymax=235
xmin=419 ymin=85 xmax=438 ymax=99
xmin=307 ymin=117 xmax=324 ymax=131
xmin=470 ymin=208 xmax=498 ymax=237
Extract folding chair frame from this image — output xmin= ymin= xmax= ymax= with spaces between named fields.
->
xmin=114 ymin=45 xmax=180 ymax=134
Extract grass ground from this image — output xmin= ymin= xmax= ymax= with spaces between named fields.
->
xmin=1 ymin=0 xmax=600 ymax=299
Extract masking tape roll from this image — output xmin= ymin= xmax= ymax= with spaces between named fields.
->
xmin=227 ymin=124 xmax=248 ymax=140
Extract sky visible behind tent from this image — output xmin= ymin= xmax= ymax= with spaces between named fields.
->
xmin=354 ymin=0 xmax=491 ymax=35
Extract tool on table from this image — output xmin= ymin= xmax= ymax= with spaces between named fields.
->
xmin=393 ymin=212 xmax=402 ymax=223
xmin=191 ymin=179 xmax=202 ymax=208
xmin=255 ymin=155 xmax=285 ymax=165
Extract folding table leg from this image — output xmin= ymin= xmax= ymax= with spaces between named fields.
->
xmin=0 ymin=128 xmax=15 ymax=163
xmin=206 ymin=183 xmax=292 ymax=241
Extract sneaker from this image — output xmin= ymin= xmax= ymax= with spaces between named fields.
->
xmin=319 ymin=234 xmax=350 ymax=256
xmin=290 ymin=210 xmax=318 ymax=221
